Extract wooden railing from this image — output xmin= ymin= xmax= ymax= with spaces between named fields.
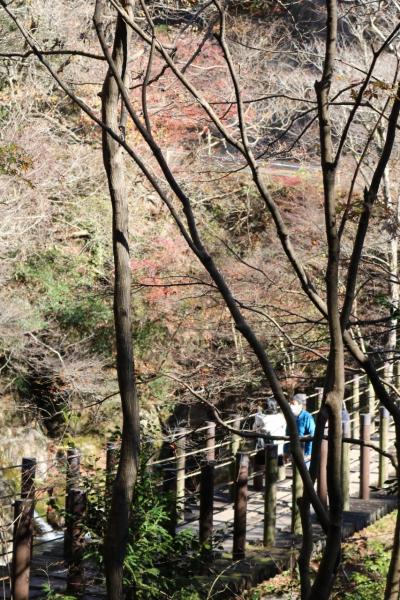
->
xmin=0 ymin=363 xmax=397 ymax=599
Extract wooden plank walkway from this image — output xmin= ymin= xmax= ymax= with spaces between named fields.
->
xmin=15 ymin=493 xmax=396 ymax=600
xmin=180 ymin=422 xmax=396 ymax=548
xmin=192 ymin=494 xmax=397 ymax=599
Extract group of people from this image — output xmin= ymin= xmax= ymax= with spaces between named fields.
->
xmin=254 ymin=392 xmax=316 ymax=462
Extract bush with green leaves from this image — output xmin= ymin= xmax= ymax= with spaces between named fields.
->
xmin=340 ymin=540 xmax=391 ymax=600
xmin=14 ymin=248 xmax=114 ymax=355
xmin=40 ymin=583 xmax=77 ymax=600
xmin=84 ymin=448 xmax=204 ymax=599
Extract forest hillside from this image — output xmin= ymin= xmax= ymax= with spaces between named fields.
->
xmin=1 ymin=1 xmax=395 ymax=442
xmin=1 ymin=1 xmax=400 ymax=599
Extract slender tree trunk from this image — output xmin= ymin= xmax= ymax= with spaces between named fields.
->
xmin=382 ymin=169 xmax=399 ymax=380
xmin=388 ymin=224 xmax=398 ymax=374
xmin=309 ymin=2 xmax=345 ymax=597
xmin=298 ymin=496 xmax=313 ymax=599
xmin=375 ymin=132 xmax=398 ymax=384
xmin=378 ymin=141 xmax=400 ymax=600
xmin=384 ymin=422 xmax=400 ymax=599
xmin=94 ymin=2 xmax=139 ymax=599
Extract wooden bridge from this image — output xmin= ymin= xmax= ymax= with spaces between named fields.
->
xmin=0 ymin=365 xmax=398 ymax=599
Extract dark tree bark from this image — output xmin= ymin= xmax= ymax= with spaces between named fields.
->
xmin=94 ymin=2 xmax=139 ymax=599
xmin=309 ymin=3 xmax=345 ymax=597
xmin=384 ymin=421 xmax=400 ymax=600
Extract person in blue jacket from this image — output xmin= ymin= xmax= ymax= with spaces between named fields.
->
xmin=285 ymin=393 xmax=316 ymax=462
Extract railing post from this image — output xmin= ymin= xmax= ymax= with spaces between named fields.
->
xmin=233 ymin=452 xmax=249 ymax=560
xmin=163 ymin=467 xmax=177 ymax=536
xmin=229 ymin=415 xmax=241 ymax=500
xmin=64 ymin=447 xmax=81 ymax=559
xmin=351 ymin=375 xmax=360 ymax=438
xmin=360 ymin=414 xmax=371 ymax=500
xmin=105 ymin=441 xmax=118 ymax=501
xmin=205 ymin=422 xmax=216 ymax=461
xmin=175 ymin=428 xmax=186 ymax=522
xmin=199 ymin=460 xmax=215 ymax=558
xmin=263 ymin=445 xmax=278 ymax=546
xmin=367 ymin=383 xmax=376 ymax=431
xmin=277 ymin=454 xmax=286 ymax=481
xmin=317 ymin=427 xmax=328 ymax=508
xmin=66 ymin=489 xmax=87 ymax=595
xmin=341 ymin=421 xmax=350 ymax=511
xmin=12 ymin=498 xmax=33 ymax=600
xmin=21 ymin=458 xmax=36 ymax=500
xmin=384 ymin=362 xmax=391 ymax=385
xmin=291 ymin=463 xmax=303 ymax=535
xmin=378 ymin=407 xmax=390 ymax=488
xmin=313 ymin=387 xmax=324 ymax=414
xmin=230 ymin=415 xmax=241 ymax=456
xmin=66 ymin=447 xmax=81 ymax=490
xmin=395 ymin=360 xmax=400 ymax=394
xmin=253 ymin=449 xmax=264 ymax=491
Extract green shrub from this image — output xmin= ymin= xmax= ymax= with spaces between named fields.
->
xmin=40 ymin=583 xmax=77 ymax=600
xmin=14 ymin=248 xmax=114 ymax=354
xmin=342 ymin=541 xmax=390 ymax=599
xmin=84 ymin=447 xmax=204 ymax=599
xmin=133 ymin=317 xmax=169 ymax=357
xmin=124 ymin=471 xmax=201 ymax=599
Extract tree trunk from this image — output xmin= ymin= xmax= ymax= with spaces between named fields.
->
xmin=374 ymin=126 xmax=399 ymax=384
xmin=382 ymin=167 xmax=399 ymax=380
xmin=309 ymin=2 xmax=345 ymax=597
xmin=384 ymin=422 xmax=400 ymax=599
xmin=298 ymin=496 xmax=313 ymax=599
xmin=95 ymin=2 xmax=139 ymax=599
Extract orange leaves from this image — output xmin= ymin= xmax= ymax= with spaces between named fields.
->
xmin=128 ymin=35 xmax=239 ymax=149
xmin=130 ymin=234 xmax=192 ymax=304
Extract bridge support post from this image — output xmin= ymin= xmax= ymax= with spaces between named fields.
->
xmin=277 ymin=455 xmax=286 ymax=481
xmin=341 ymin=421 xmax=350 ymax=511
xmin=384 ymin=362 xmax=391 ymax=385
xmin=21 ymin=458 xmax=36 ymax=500
xmin=395 ymin=361 xmax=400 ymax=398
xmin=367 ymin=383 xmax=376 ymax=432
xmin=351 ymin=375 xmax=360 ymax=438
xmin=199 ymin=460 xmax=215 ymax=560
xmin=378 ymin=407 xmax=389 ymax=488
xmin=66 ymin=489 xmax=87 ymax=595
xmin=233 ymin=452 xmax=249 ymax=560
xmin=230 ymin=415 xmax=241 ymax=456
xmin=229 ymin=415 xmax=241 ymax=501
xmin=12 ymin=498 xmax=33 ymax=600
xmin=253 ymin=449 xmax=264 ymax=491
xmin=360 ymin=414 xmax=371 ymax=500
xmin=291 ymin=464 xmax=303 ymax=535
xmin=176 ymin=428 xmax=187 ymax=523
xmin=66 ymin=447 xmax=81 ymax=489
xmin=205 ymin=422 xmax=216 ymax=461
xmin=64 ymin=447 xmax=81 ymax=560
xmin=263 ymin=444 xmax=278 ymax=546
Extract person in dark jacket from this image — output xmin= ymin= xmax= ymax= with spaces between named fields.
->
xmin=284 ymin=393 xmax=316 ymax=462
